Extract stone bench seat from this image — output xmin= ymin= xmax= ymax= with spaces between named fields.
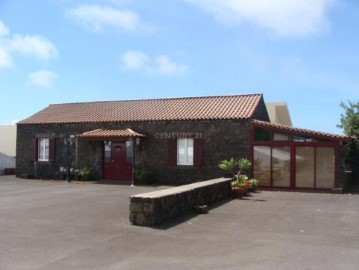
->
xmin=129 ymin=177 xmax=232 ymax=226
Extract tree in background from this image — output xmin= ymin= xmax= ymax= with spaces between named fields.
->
xmin=337 ymin=101 xmax=359 ymax=184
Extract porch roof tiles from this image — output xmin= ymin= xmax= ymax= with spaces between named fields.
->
xmin=78 ymin=129 xmax=145 ymax=139
xmin=252 ymin=119 xmax=352 ymax=142
xmin=18 ymin=94 xmax=263 ymax=124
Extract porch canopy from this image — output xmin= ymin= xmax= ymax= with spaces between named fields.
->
xmin=77 ymin=128 xmax=145 ymax=140
xmin=252 ymin=119 xmax=352 ymax=142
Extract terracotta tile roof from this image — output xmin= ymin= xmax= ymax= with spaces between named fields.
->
xmin=78 ymin=128 xmax=145 ymax=139
xmin=252 ymin=119 xmax=352 ymax=142
xmin=18 ymin=94 xmax=263 ymax=124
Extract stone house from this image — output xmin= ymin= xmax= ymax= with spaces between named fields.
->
xmin=16 ymin=93 xmax=351 ymax=190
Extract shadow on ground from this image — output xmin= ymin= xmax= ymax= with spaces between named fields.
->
xmin=151 ymin=199 xmax=233 ymax=230
xmin=150 ymin=192 xmax=268 ymax=230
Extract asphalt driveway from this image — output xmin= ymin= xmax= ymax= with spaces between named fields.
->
xmin=0 ymin=175 xmax=358 ymax=270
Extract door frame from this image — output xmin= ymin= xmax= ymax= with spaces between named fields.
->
xmin=103 ymin=140 xmax=133 ymax=180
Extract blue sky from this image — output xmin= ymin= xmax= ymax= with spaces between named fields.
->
xmin=0 ymin=0 xmax=358 ymax=134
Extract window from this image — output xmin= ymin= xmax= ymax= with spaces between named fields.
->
xmin=177 ymin=138 xmax=194 ymax=165
xmin=295 ymin=147 xmax=315 ymax=188
xmin=293 ymin=136 xmax=317 ymax=142
xmin=168 ymin=137 xmax=203 ymax=166
xmin=253 ymin=146 xmax=271 ymax=186
xmin=32 ymin=137 xmax=56 ymax=162
xmin=38 ymin=138 xmax=50 ymax=161
xmin=125 ymin=141 xmax=133 ymax=164
xmin=104 ymin=142 xmax=111 ymax=163
xmin=273 ymin=133 xmax=290 ymax=141
xmin=316 ymin=147 xmax=335 ymax=188
xmin=272 ymin=146 xmax=290 ymax=187
xmin=254 ymin=128 xmax=271 ymax=141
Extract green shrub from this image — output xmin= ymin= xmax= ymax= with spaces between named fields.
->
xmin=135 ymin=165 xmax=153 ymax=185
xmin=78 ymin=166 xmax=97 ymax=181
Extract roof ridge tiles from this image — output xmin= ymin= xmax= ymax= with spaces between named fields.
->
xmin=46 ymin=93 xmax=263 ymax=106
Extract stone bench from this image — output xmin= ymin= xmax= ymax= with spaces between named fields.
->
xmin=129 ymin=177 xmax=232 ymax=226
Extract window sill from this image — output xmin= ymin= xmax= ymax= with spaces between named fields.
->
xmin=177 ymin=164 xmax=194 ymax=166
xmin=35 ymin=160 xmax=53 ymax=164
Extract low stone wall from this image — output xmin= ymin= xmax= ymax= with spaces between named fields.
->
xmin=129 ymin=178 xmax=232 ymax=226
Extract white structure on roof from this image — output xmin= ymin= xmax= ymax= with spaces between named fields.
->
xmin=266 ymin=102 xmax=292 ymax=126
xmin=0 ymin=125 xmax=16 ymax=157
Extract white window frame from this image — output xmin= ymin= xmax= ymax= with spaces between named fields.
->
xmin=177 ymin=138 xmax=194 ymax=166
xmin=38 ymin=138 xmax=50 ymax=161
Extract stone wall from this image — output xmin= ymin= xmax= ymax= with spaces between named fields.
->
xmin=129 ymin=177 xmax=232 ymax=226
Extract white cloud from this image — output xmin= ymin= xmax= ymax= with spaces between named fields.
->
xmin=7 ymin=34 xmax=59 ymax=60
xmin=0 ymin=20 xmax=12 ymax=69
xmin=121 ymin=50 xmax=189 ymax=76
xmin=184 ymin=0 xmax=335 ymax=38
xmin=69 ymin=4 xmax=142 ymax=32
xmin=0 ymin=47 xmax=13 ymax=68
xmin=109 ymin=0 xmax=132 ymax=5
xmin=155 ymin=55 xmax=188 ymax=75
xmin=27 ymin=70 xmax=58 ymax=88
xmin=0 ymin=20 xmax=58 ymax=69
xmin=0 ymin=20 xmax=9 ymax=36
xmin=122 ymin=50 xmax=150 ymax=70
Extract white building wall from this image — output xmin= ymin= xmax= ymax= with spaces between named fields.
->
xmin=0 ymin=125 xmax=16 ymax=157
xmin=265 ymin=102 xmax=292 ymax=126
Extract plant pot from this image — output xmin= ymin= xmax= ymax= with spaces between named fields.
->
xmin=232 ymin=186 xmax=248 ymax=199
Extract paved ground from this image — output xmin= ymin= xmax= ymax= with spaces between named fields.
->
xmin=0 ymin=175 xmax=359 ymax=270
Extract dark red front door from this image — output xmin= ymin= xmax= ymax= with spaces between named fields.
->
xmin=103 ymin=142 xmax=132 ymax=180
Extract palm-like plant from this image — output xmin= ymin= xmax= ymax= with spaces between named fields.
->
xmin=219 ymin=157 xmax=252 ymax=186
xmin=218 ymin=157 xmax=237 ymax=176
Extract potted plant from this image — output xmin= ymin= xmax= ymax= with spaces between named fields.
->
xmin=219 ymin=158 xmax=252 ymax=199
xmin=231 ymin=176 xmax=250 ymax=199
xmin=248 ymin=178 xmax=259 ymax=192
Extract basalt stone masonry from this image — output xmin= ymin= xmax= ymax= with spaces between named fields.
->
xmin=16 ymin=119 xmax=259 ymax=184
xmin=16 ymin=94 xmax=270 ymax=185
xmin=129 ymin=177 xmax=232 ymax=226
